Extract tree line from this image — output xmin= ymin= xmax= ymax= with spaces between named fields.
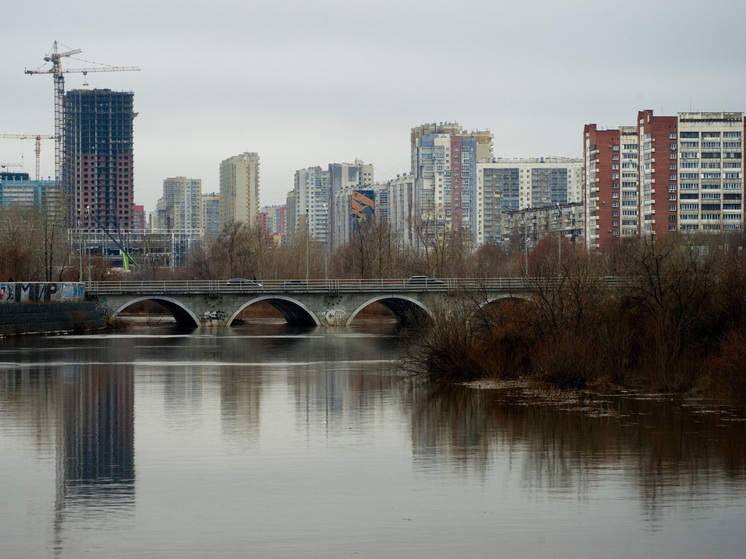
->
xmin=0 ymin=206 xmax=526 ymax=282
xmin=403 ymin=232 xmax=746 ymax=407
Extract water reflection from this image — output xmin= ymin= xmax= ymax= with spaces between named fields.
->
xmin=0 ymin=363 xmax=135 ymax=540
xmin=410 ymin=382 xmax=746 ymax=519
xmin=2 ymin=323 xmax=746 ymax=557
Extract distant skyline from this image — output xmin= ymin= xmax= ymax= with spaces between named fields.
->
xmin=3 ymin=0 xmax=745 ymax=214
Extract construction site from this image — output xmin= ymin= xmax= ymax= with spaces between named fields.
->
xmin=1 ymin=41 xmax=200 ymax=274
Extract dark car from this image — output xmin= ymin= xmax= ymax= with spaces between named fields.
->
xmin=407 ymin=275 xmax=445 ymax=286
xmin=226 ymin=278 xmax=262 ymax=287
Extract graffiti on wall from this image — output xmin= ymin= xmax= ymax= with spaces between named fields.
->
xmin=0 ymin=283 xmax=85 ymax=304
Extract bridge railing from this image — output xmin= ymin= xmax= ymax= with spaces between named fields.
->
xmin=83 ymin=278 xmax=544 ymax=296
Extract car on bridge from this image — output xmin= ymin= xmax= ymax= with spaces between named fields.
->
xmin=226 ymin=278 xmax=263 ymax=288
xmin=282 ymin=280 xmax=307 ymax=289
xmin=407 ymin=275 xmax=445 ymax=286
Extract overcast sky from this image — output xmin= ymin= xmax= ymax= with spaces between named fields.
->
xmin=3 ymin=0 xmax=745 ymax=213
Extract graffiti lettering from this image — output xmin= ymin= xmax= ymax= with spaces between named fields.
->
xmin=0 ymin=283 xmax=84 ymax=304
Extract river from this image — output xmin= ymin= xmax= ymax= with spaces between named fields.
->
xmin=1 ymin=320 xmax=745 ymax=558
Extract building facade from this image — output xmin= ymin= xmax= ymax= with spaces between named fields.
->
xmin=332 ymin=183 xmax=388 ymax=248
xmin=387 ymin=173 xmax=415 ymax=248
xmin=152 ymin=176 xmax=202 ymax=232
xmin=219 ymin=152 xmax=260 ymax=230
xmin=411 ymin=122 xmax=493 ymax=246
xmin=674 ymin=112 xmax=744 ymax=235
xmin=328 ymin=160 xmax=374 ymax=247
xmin=201 ymin=193 xmax=220 ymax=238
xmin=259 ymin=205 xmax=287 ymax=238
xmin=0 ymin=172 xmax=56 ymax=208
xmin=584 ymin=111 xmax=745 ymax=250
xmin=63 ymin=89 xmax=135 ymax=232
xmin=292 ymin=167 xmax=330 ymax=245
xmin=477 ymin=157 xmax=583 ymax=245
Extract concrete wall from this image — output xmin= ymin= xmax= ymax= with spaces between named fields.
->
xmin=0 ymin=282 xmax=85 ymax=304
xmin=0 ymin=301 xmax=106 ymax=336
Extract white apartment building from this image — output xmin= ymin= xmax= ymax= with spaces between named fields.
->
xmin=676 ymin=112 xmax=744 ymax=234
xmin=476 ymin=158 xmax=583 ymax=245
xmin=219 ymin=152 xmax=260 ymax=230
xmin=387 ymin=173 xmax=415 ymax=248
xmin=201 ymin=193 xmax=220 ymax=238
xmin=293 ymin=166 xmax=330 ymax=245
xmin=152 ymin=176 xmax=202 ymax=232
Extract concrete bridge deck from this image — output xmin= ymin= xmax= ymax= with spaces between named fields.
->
xmin=85 ymin=278 xmax=537 ymax=328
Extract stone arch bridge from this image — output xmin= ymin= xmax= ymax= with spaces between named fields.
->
xmin=85 ymin=278 xmax=538 ymax=328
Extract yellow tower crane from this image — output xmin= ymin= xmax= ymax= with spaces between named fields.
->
xmin=24 ymin=41 xmax=139 ymax=190
xmin=0 ymin=134 xmax=54 ymax=180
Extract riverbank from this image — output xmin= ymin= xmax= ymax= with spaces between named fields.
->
xmin=0 ymin=301 xmax=107 ymax=336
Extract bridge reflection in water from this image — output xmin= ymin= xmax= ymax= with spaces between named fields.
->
xmin=85 ymin=278 xmax=537 ymax=328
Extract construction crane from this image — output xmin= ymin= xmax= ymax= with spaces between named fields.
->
xmin=0 ymin=134 xmax=54 ymax=180
xmin=24 ymin=41 xmax=139 ymax=191
xmin=0 ymin=162 xmax=23 ymax=170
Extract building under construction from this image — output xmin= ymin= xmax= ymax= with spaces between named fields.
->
xmin=63 ymin=89 xmax=135 ymax=232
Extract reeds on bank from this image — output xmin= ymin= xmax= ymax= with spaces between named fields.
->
xmin=403 ymin=235 xmax=746 ymax=406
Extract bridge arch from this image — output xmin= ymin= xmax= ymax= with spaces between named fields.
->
xmin=470 ymin=294 xmax=534 ymax=329
xmin=228 ymin=295 xmax=320 ymax=327
xmin=110 ymin=296 xmax=202 ymax=328
xmin=347 ymin=295 xmax=434 ymax=326
xmin=479 ymin=293 xmax=532 ymax=309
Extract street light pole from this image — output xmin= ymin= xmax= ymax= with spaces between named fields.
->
xmin=556 ymin=203 xmax=562 ymax=270
xmin=305 ymin=217 xmax=310 ymax=283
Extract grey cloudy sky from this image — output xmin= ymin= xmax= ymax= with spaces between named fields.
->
xmin=2 ymin=0 xmax=745 ymax=213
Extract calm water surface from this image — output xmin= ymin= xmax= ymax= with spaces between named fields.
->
xmin=1 ymin=320 xmax=745 ymax=558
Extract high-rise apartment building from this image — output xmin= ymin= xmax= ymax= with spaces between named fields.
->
xmin=201 ymin=193 xmax=221 ymax=238
xmin=583 ymin=124 xmax=622 ymax=249
xmin=332 ymin=183 xmax=388 ymax=248
xmin=637 ymin=111 xmax=677 ymax=237
xmin=477 ymin=158 xmax=583 ymax=245
xmin=219 ymin=152 xmax=260 ymax=230
xmin=328 ymin=160 xmax=374 ymax=247
xmin=292 ymin=167 xmax=330 ymax=245
xmin=152 ymin=177 xmax=202 ymax=232
xmin=674 ymin=112 xmax=744 ymax=234
xmin=411 ymin=122 xmax=492 ymax=244
xmin=585 ymin=111 xmax=745 ymax=250
xmin=259 ymin=205 xmax=287 ymax=237
xmin=132 ymin=204 xmax=146 ymax=233
xmin=387 ymin=173 xmax=415 ymax=247
xmin=63 ymin=89 xmax=135 ymax=231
